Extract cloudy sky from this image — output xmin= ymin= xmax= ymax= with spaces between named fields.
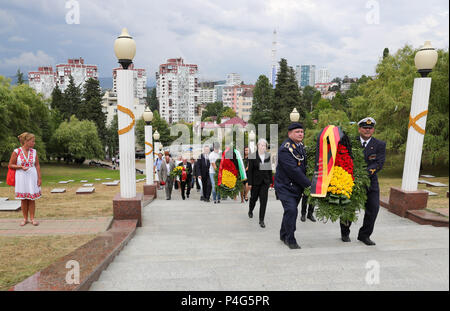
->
xmin=0 ymin=0 xmax=448 ymax=85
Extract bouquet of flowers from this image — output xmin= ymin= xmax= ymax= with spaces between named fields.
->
xmin=170 ymin=166 xmax=183 ymax=179
xmin=304 ymin=125 xmax=370 ymax=224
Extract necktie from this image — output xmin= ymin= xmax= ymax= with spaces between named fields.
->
xmin=362 ymin=141 xmax=367 ymax=148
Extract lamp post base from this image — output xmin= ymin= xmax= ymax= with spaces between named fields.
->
xmin=385 ymin=187 xmax=429 ymax=217
xmin=143 ymin=183 xmax=157 ymax=198
xmin=113 ymin=193 xmax=143 ymax=227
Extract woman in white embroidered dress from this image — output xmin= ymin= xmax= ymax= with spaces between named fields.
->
xmin=8 ymin=132 xmax=42 ymax=226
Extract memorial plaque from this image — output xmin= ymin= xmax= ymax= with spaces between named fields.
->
xmin=80 ymin=180 xmax=88 ymax=183
xmin=0 ymin=201 xmax=21 ymax=211
xmin=103 ymin=181 xmax=119 ymax=186
xmin=423 ymin=190 xmax=438 ymax=196
xmin=83 ymin=183 xmax=94 ymax=187
xmin=76 ymin=187 xmax=95 ymax=194
xmin=51 ymin=188 xmax=66 ymax=193
xmin=58 ymin=181 xmax=69 ymax=184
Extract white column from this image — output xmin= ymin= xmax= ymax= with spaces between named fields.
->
xmin=117 ymin=70 xmax=136 ymax=198
xmin=401 ymin=77 xmax=432 ymax=191
xmin=145 ymin=124 xmax=154 ymax=185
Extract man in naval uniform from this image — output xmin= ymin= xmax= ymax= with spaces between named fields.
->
xmin=274 ymin=122 xmax=311 ymax=249
xmin=340 ymin=117 xmax=386 ymax=245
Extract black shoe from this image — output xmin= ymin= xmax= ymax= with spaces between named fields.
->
xmin=182 ymin=197 xmax=185 ymax=200
xmin=205 ymin=199 xmax=210 ymax=202
xmin=300 ymin=215 xmax=306 ymax=222
xmin=214 ymin=200 xmax=217 ymax=204
xmin=288 ymin=242 xmax=301 ymax=249
xmin=341 ymin=235 xmax=351 ymax=242
xmin=307 ymin=214 xmax=316 ymax=222
xmin=217 ymin=200 xmax=220 ymax=203
xmin=248 ymin=211 xmax=253 ymax=218
xmin=259 ymin=221 xmax=265 ymax=228
xmin=187 ymin=195 xmax=189 ymax=198
xmin=200 ymin=197 xmax=204 ymax=201
xmin=358 ymin=236 xmax=376 ymax=246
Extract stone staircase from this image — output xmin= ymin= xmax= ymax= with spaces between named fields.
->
xmin=90 ymin=190 xmax=449 ymax=291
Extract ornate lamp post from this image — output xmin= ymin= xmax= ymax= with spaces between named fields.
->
xmin=113 ymin=28 xmax=143 ymax=226
xmin=143 ymin=107 xmax=154 ymax=185
xmin=249 ymin=130 xmax=256 ymax=153
xmin=153 ymin=130 xmax=160 ymax=154
xmin=387 ymin=41 xmax=439 ymax=218
xmin=401 ymin=41 xmax=438 ymax=191
xmin=290 ymin=108 xmax=300 ymax=122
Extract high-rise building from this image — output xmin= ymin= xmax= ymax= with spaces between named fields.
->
xmin=28 ymin=66 xmax=56 ymax=99
xmin=236 ymin=89 xmax=253 ymax=122
xmin=298 ymin=65 xmax=315 ymax=88
xmin=112 ymin=64 xmax=147 ymax=104
xmin=156 ymin=58 xmax=199 ymax=124
xmin=55 ymin=57 xmax=98 ymax=92
xmin=317 ymin=68 xmax=331 ymax=84
xmin=28 ymin=57 xmax=98 ymax=98
xmin=226 ymin=73 xmax=242 ymax=86
xmin=223 ymin=84 xmax=255 ymax=111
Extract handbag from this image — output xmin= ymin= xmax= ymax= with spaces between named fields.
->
xmin=6 ymin=149 xmax=21 ymax=187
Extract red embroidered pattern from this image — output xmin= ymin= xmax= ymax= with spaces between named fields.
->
xmin=15 ymin=191 xmax=42 ymax=200
xmin=18 ymin=148 xmax=35 ymax=168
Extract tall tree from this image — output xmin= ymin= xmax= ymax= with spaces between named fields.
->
xmin=62 ymin=75 xmax=82 ymax=121
xmin=146 ymin=87 xmax=159 ymax=111
xmin=16 ymin=69 xmax=25 ymax=85
xmin=201 ymin=101 xmax=225 ymax=122
xmin=249 ymin=75 xmax=273 ymax=127
xmin=79 ymin=78 xmax=107 ymax=145
xmin=383 ymin=47 xmax=390 ymax=59
xmin=50 ymin=86 xmax=64 ymax=111
xmin=273 ymin=58 xmax=304 ymax=142
xmin=106 ymin=114 xmax=119 ymax=159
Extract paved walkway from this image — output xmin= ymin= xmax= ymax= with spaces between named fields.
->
xmin=90 ymin=188 xmax=449 ymax=291
xmin=0 ymin=217 xmax=112 ymax=236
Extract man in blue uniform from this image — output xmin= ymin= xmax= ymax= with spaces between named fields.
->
xmin=275 ymin=123 xmax=311 ymax=249
xmin=340 ymin=117 xmax=386 ymax=245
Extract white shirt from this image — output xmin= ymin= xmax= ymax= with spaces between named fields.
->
xmin=165 ymin=161 xmax=171 ymax=174
xmin=258 ymin=152 xmax=266 ymax=163
xmin=209 ymin=151 xmax=220 ymax=174
xmin=360 ymin=136 xmax=372 ymax=147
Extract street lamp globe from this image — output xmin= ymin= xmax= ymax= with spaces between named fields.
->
xmin=249 ymin=130 xmax=256 ymax=141
xmin=114 ymin=28 xmax=136 ymax=70
xmin=415 ymin=41 xmax=438 ymax=77
xmin=290 ymin=108 xmax=300 ymax=122
xmin=142 ymin=106 xmax=153 ymax=125
xmin=153 ymin=130 xmax=160 ymax=141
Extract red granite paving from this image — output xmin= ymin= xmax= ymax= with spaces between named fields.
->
xmin=435 ymin=208 xmax=449 ymax=217
xmin=0 ymin=217 xmax=112 ymax=236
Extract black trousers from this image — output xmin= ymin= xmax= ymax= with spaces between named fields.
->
xmin=300 ymin=193 xmax=314 ymax=216
xmin=180 ymin=177 xmax=192 ymax=200
xmin=340 ymin=189 xmax=380 ymax=238
xmin=249 ymin=183 xmax=269 ymax=221
xmin=280 ymin=195 xmax=302 ymax=244
xmin=201 ymin=174 xmax=211 ymax=200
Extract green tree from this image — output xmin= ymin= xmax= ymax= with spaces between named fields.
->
xmin=312 ymin=98 xmax=332 ymax=119
xmin=146 ymin=87 xmax=159 ymax=111
xmin=348 ymin=44 xmax=449 ymax=165
xmin=151 ymin=110 xmax=172 ymax=145
xmin=106 ymin=114 xmax=119 ymax=159
xmin=273 ymin=58 xmax=304 ymax=143
xmin=201 ymin=101 xmax=224 ymax=122
xmin=78 ymin=78 xmax=107 ymax=145
xmin=383 ymin=47 xmax=390 ymax=59
xmin=301 ymin=85 xmax=319 ymax=113
xmin=16 ymin=69 xmax=25 ymax=85
xmin=62 ymin=75 xmax=82 ymax=121
xmin=249 ymin=75 xmax=273 ymax=127
xmin=222 ymin=107 xmax=236 ymax=118
xmin=52 ymin=116 xmax=104 ymax=164
xmin=50 ymin=86 xmax=64 ymax=111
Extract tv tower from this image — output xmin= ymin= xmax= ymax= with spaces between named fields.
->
xmin=270 ymin=29 xmax=277 ymax=89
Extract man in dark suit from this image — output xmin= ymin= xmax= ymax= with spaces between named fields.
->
xmin=198 ymin=145 xmax=211 ymax=202
xmin=274 ymin=123 xmax=311 ymax=249
xmin=248 ymin=138 xmax=273 ymax=228
xmin=340 ymin=117 xmax=386 ymax=246
xmin=180 ymin=157 xmax=193 ymax=200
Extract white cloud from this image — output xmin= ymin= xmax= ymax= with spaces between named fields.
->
xmin=8 ymin=36 xmax=27 ymax=42
xmin=0 ymin=50 xmax=55 ymax=69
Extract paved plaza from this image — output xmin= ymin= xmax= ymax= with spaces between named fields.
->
xmin=90 ymin=188 xmax=449 ymax=291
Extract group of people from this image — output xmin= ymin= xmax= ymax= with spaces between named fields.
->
xmin=275 ymin=117 xmax=386 ymax=249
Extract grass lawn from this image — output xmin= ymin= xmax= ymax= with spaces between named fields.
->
xmin=0 ymin=162 xmax=146 ymax=219
xmin=0 ymin=234 xmax=96 ymax=291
